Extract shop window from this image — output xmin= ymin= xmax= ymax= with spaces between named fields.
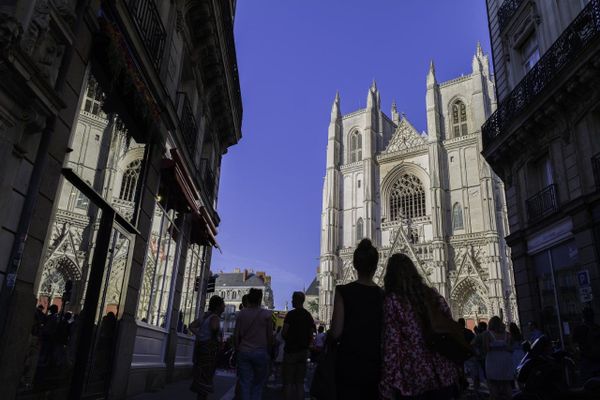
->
xmin=533 ymin=240 xmax=579 ymax=343
xmin=179 ymin=243 xmax=204 ymax=332
xmin=136 ymin=202 xmax=181 ymax=327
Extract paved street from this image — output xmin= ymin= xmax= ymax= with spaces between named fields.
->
xmin=129 ymin=366 xmax=487 ymax=400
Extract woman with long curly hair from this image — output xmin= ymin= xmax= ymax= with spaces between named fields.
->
xmin=330 ymin=238 xmax=384 ymax=399
xmin=380 ymin=253 xmax=459 ymax=399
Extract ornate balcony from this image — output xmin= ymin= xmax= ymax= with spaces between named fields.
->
xmin=497 ymin=0 xmax=525 ymax=32
xmin=177 ymin=92 xmax=199 ymax=156
xmin=526 ymin=184 xmax=559 ymax=223
xmin=483 ymin=0 xmax=600 ymax=146
xmin=593 ymin=154 xmax=600 ymax=189
xmin=126 ymin=0 xmax=166 ymax=69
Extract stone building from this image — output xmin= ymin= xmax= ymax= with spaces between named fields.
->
xmin=212 ymin=268 xmax=274 ymax=310
xmin=304 ymin=276 xmax=320 ymax=320
xmin=483 ymin=0 xmax=600 ymax=343
xmin=319 ymin=46 xmax=517 ymax=327
xmin=0 ymin=0 xmax=242 ymax=399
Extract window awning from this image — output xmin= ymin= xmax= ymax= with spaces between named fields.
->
xmin=162 ymin=149 xmax=219 ymax=248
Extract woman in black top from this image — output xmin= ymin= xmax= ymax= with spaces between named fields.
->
xmin=330 ymin=238 xmax=384 ymax=400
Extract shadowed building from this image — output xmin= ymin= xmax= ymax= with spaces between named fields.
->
xmin=483 ymin=0 xmax=600 ymax=342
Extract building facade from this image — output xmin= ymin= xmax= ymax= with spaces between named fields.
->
xmin=319 ymin=46 xmax=517 ymax=327
xmin=212 ymin=268 xmax=275 ymax=310
xmin=0 ymin=0 xmax=242 ymax=399
xmin=483 ymin=0 xmax=600 ymax=343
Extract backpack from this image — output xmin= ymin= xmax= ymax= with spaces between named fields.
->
xmin=422 ymin=291 xmax=473 ymax=364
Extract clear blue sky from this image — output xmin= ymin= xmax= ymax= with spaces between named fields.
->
xmin=212 ymin=1 xmax=492 ymax=309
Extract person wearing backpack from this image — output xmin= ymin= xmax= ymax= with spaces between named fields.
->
xmin=484 ymin=316 xmax=514 ymax=400
xmin=380 ymin=253 xmax=460 ymax=399
xmin=573 ymin=307 xmax=600 ymax=382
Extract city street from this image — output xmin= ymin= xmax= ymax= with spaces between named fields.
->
xmin=129 ymin=367 xmax=486 ymax=400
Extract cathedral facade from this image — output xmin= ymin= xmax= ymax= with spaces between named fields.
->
xmin=319 ymin=45 xmax=517 ymax=326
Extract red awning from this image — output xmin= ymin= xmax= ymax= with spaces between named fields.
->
xmin=164 ymin=149 xmax=220 ymax=248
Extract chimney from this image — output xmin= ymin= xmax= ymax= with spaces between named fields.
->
xmin=243 ymin=269 xmax=248 ymax=282
xmin=233 ymin=267 xmax=240 ymax=273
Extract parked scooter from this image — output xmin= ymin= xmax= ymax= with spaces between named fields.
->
xmin=513 ymin=336 xmax=600 ymax=400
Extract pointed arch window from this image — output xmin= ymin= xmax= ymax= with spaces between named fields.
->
xmin=356 ymin=218 xmax=364 ymax=241
xmin=389 ymin=174 xmax=426 ymax=221
xmin=349 ymin=131 xmax=362 ymax=163
xmin=453 ymin=202 xmax=464 ymax=231
xmin=119 ymin=160 xmax=142 ymax=202
xmin=451 ymin=100 xmax=468 ymax=137
xmin=83 ymin=76 xmax=105 ymax=116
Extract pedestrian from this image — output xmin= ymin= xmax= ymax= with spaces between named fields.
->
xmin=234 ymin=288 xmax=273 ymax=400
xmin=189 ymin=295 xmax=225 ymax=400
xmin=330 ymin=238 xmax=383 ymax=400
xmin=471 ymin=321 xmax=488 ymax=391
xmin=282 ymin=291 xmax=315 ymax=400
xmin=527 ymin=321 xmax=543 ymax=344
xmin=484 ymin=316 xmax=514 ymax=400
xmin=272 ymin=326 xmax=285 ymax=385
xmin=311 ymin=325 xmax=326 ymax=363
xmin=459 ymin=318 xmax=479 ymax=390
xmin=572 ymin=307 xmax=600 ymax=381
xmin=509 ymin=322 xmax=525 ymax=377
xmin=380 ymin=253 xmax=459 ymax=399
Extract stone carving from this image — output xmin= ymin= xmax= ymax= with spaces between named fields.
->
xmin=0 ymin=11 xmax=22 ymax=52
xmin=384 ymin=117 xmax=427 ymax=153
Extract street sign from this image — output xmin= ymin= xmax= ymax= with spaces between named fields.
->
xmin=579 ymin=286 xmax=593 ymax=303
xmin=577 ymin=270 xmax=590 ymax=287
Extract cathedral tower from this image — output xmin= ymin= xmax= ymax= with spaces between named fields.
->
xmin=319 ymin=92 xmax=342 ymax=322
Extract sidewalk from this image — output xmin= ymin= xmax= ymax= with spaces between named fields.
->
xmin=129 ymin=370 xmax=236 ymax=400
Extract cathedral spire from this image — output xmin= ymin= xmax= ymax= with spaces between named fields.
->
xmin=331 ymin=91 xmax=341 ymax=121
xmin=476 ymin=41 xmax=484 ymax=58
xmin=427 ymin=60 xmax=437 ymax=86
xmin=391 ymin=100 xmax=399 ymax=124
xmin=366 ymin=81 xmax=377 ymax=109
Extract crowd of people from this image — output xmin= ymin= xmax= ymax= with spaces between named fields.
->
xmin=189 ymin=238 xmax=600 ymax=400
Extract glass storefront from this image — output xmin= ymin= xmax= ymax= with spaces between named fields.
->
xmin=18 ymin=73 xmax=144 ymax=398
xmin=533 ymin=239 xmax=581 ymax=346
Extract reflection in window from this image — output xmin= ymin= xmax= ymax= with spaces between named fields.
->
xmin=453 ymin=203 xmax=464 ymax=231
xmin=349 ymin=131 xmax=362 ymax=163
xmin=83 ymin=75 xmax=104 ymax=116
xmin=137 ymin=203 xmax=180 ymax=327
xmin=451 ymin=100 xmax=468 ymax=137
xmin=180 ymin=243 xmax=204 ymax=330
xmin=119 ymin=160 xmax=142 ymax=202
xmin=520 ymin=32 xmax=540 ymax=73
xmin=389 ymin=174 xmax=426 ymax=221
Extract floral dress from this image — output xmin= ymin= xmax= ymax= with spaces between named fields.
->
xmin=379 ymin=292 xmax=459 ymax=399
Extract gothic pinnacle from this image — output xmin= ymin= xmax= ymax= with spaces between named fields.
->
xmin=331 ymin=91 xmax=341 ymax=120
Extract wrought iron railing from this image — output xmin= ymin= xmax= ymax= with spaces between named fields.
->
xmin=483 ymin=0 xmax=600 ymax=144
xmin=177 ymin=93 xmax=198 ymax=155
xmin=593 ymin=154 xmax=600 ymax=189
xmin=127 ymin=0 xmax=166 ymax=69
xmin=497 ymin=0 xmax=525 ymax=32
xmin=526 ymin=184 xmax=559 ymax=222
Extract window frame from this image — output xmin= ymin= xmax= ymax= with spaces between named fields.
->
xmin=349 ymin=130 xmax=362 ymax=163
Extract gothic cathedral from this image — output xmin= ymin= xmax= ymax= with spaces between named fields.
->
xmin=318 ymin=45 xmax=518 ymax=326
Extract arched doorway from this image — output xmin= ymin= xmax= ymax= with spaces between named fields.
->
xmin=451 ymin=278 xmax=489 ymax=330
xmin=37 ymin=256 xmax=81 ymax=311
